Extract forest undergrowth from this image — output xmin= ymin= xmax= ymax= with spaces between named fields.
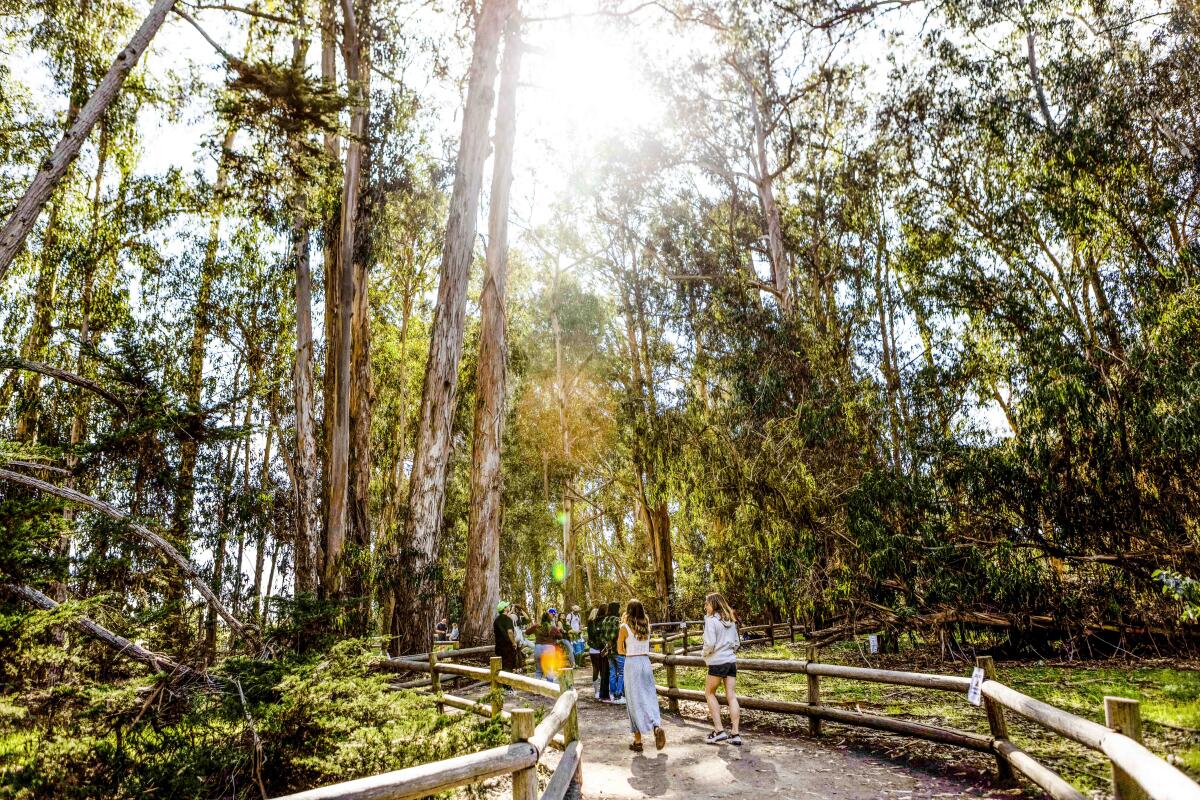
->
xmin=0 ymin=634 xmax=505 ymax=800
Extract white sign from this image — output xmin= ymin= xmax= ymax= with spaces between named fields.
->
xmin=868 ymin=634 xmax=879 ymax=654
xmin=967 ymin=667 xmax=985 ymax=706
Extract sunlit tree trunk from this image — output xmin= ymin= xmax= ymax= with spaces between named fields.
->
xmin=747 ymin=83 xmax=791 ymax=315
xmin=393 ymin=0 xmax=515 ymax=654
xmin=462 ymin=15 xmax=522 ymax=647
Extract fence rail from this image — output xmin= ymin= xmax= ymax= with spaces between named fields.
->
xmin=276 ymin=647 xmax=581 ymax=800
xmin=647 ymin=630 xmax=1200 ymax=800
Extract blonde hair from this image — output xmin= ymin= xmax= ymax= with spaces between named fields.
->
xmin=623 ymin=599 xmax=650 ymax=639
xmin=705 ymin=592 xmax=736 ymax=623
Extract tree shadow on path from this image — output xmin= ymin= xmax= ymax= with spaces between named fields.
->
xmin=717 ymin=741 xmax=780 ymax=792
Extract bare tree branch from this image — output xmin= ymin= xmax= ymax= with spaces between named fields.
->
xmin=0 ymin=0 xmax=177 ymax=282
xmin=186 ymin=2 xmax=300 ymax=26
xmin=0 ymin=355 xmax=127 ymax=412
xmin=0 ymin=468 xmax=251 ymax=640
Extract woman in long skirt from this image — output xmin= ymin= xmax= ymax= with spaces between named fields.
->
xmin=619 ymin=599 xmax=666 ymax=752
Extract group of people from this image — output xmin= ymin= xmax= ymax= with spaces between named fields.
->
xmin=493 ymin=591 xmax=743 ymax=753
xmin=434 ymin=618 xmax=459 ymax=642
xmin=492 ymin=601 xmax=585 ymax=678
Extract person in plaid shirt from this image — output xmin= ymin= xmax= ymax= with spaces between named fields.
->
xmin=602 ymin=601 xmax=625 ymax=703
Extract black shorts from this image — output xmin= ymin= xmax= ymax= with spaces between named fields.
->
xmin=707 ymin=662 xmax=737 ymax=678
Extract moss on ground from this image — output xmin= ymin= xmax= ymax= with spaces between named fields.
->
xmin=671 ymin=639 xmax=1200 ymax=795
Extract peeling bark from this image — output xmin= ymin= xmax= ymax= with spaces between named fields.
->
xmin=394 ymin=0 xmax=515 ymax=654
xmin=462 ymin=14 xmax=522 ymax=647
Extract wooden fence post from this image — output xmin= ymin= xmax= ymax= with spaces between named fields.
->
xmin=806 ymin=644 xmax=821 ymax=737
xmin=662 ymin=635 xmax=679 ymax=714
xmin=788 ymin=614 xmax=796 ymax=643
xmin=559 ymin=670 xmax=580 ymax=743
xmin=768 ymin=614 xmax=776 ymax=647
xmin=1105 ymin=697 xmax=1148 ymax=800
xmin=976 ymin=656 xmax=1015 ymax=785
xmin=511 ymin=709 xmax=537 ymax=800
xmin=430 ymin=649 xmax=443 ymax=714
xmin=490 ymin=656 xmax=503 ymax=718
xmin=682 ymin=622 xmax=689 ymax=654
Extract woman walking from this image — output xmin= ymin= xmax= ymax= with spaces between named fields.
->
xmin=702 ymin=592 xmax=742 ymax=745
xmin=586 ymin=604 xmax=610 ymax=701
xmin=618 ymin=599 xmax=666 ymax=752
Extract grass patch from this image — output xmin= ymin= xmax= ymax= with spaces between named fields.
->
xmin=670 ymin=640 xmax=1200 ymax=794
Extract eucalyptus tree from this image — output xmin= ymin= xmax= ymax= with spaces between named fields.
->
xmin=463 ymin=14 xmax=524 ymax=646
xmin=394 ymin=0 xmax=516 ymax=654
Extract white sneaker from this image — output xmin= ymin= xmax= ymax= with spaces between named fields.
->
xmin=613 ymin=696 xmax=626 ymax=705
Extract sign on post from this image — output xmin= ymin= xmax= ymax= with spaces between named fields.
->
xmin=868 ymin=634 xmax=879 ymax=654
xmin=967 ymin=666 xmax=985 ymax=706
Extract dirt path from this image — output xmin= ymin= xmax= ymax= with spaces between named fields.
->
xmin=527 ymin=668 xmax=1021 ymax=800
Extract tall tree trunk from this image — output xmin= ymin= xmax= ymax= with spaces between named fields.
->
xmin=323 ymin=0 xmax=369 ymax=596
xmin=249 ymin=425 xmax=273 ymax=623
xmin=462 ymin=15 xmax=522 ymax=647
xmin=58 ymin=121 xmax=110 ymax=605
xmin=288 ymin=23 xmax=322 ymax=598
xmin=204 ymin=366 xmax=241 ymax=658
xmin=550 ymin=260 xmax=579 ymax=610
xmin=393 ymin=0 xmax=515 ymax=654
xmin=0 ymin=0 xmax=177 ymax=281
xmin=747 ymin=88 xmax=790 ymax=314
xmin=651 ymin=501 xmax=673 ymax=618
xmin=320 ymin=0 xmax=342 ymax=597
xmin=345 ymin=0 xmax=374 ymax=634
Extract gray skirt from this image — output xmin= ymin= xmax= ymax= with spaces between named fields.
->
xmin=623 ymin=654 xmax=661 ymax=733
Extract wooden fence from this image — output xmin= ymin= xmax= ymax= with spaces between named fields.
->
xmin=274 ymin=648 xmax=582 ymax=800
xmin=648 ymin=629 xmax=1200 ymax=800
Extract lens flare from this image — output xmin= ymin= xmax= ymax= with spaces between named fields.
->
xmin=551 ymin=560 xmax=567 ymax=583
xmin=540 ymin=645 xmax=567 ymax=680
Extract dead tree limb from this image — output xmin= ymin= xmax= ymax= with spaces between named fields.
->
xmin=6 ymin=583 xmax=186 ymax=675
xmin=0 ymin=355 xmax=127 ymax=412
xmin=0 ymin=468 xmax=251 ymax=640
xmin=0 ymin=0 xmax=178 ymax=282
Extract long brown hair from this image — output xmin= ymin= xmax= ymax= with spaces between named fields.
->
xmin=705 ymin=592 xmax=737 ymax=623
xmin=623 ymin=599 xmax=650 ymax=639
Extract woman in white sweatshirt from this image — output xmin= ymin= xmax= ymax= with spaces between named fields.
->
xmin=701 ymin=592 xmax=742 ymax=745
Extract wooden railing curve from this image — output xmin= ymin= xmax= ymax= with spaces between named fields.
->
xmin=647 ymin=625 xmax=1200 ymax=800
xmin=275 ymin=651 xmax=582 ymax=800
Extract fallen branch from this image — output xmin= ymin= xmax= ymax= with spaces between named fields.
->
xmin=0 ymin=468 xmax=251 ymax=641
xmin=6 ymin=584 xmax=190 ymax=676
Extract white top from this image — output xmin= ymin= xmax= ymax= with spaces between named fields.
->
xmin=621 ymin=623 xmax=650 ymax=656
xmin=567 ymin=612 xmax=581 ymax=633
xmin=702 ymin=613 xmax=739 ymax=665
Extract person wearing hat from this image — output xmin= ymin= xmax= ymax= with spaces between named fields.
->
xmin=494 ymin=601 xmax=519 ymax=672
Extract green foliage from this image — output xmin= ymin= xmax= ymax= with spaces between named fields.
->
xmin=0 ymin=640 xmax=505 ymax=799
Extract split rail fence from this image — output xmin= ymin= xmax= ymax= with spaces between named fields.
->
xmin=649 ymin=620 xmax=1200 ymax=800
xmin=274 ymin=645 xmax=581 ymax=800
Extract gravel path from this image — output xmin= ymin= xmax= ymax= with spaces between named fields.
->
xmin=527 ymin=668 xmax=1025 ymax=800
